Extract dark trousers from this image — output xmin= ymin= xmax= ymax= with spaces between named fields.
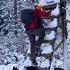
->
xmin=26 ymin=28 xmax=45 ymax=61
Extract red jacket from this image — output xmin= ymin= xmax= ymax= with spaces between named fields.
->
xmin=25 ymin=8 xmax=50 ymax=30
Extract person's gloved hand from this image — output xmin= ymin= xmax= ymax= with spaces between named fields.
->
xmin=51 ymin=4 xmax=60 ymax=16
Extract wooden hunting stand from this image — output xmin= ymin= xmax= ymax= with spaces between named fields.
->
xmin=26 ymin=0 xmax=67 ymax=70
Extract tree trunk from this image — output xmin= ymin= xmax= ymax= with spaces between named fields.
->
xmin=13 ymin=0 xmax=17 ymax=24
xmin=67 ymin=0 xmax=70 ymax=3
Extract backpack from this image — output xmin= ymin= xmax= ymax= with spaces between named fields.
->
xmin=21 ymin=9 xmax=34 ymax=24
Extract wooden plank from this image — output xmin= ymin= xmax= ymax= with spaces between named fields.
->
xmin=42 ymin=16 xmax=59 ymax=19
xmin=42 ymin=3 xmax=60 ymax=10
xmin=25 ymin=66 xmax=49 ymax=70
xmin=28 ymin=52 xmax=53 ymax=59
xmin=25 ymin=66 xmax=38 ymax=70
xmin=43 ymin=39 xmax=56 ymax=43
xmin=44 ymin=27 xmax=58 ymax=31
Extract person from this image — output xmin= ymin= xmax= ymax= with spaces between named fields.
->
xmin=24 ymin=3 xmax=51 ymax=65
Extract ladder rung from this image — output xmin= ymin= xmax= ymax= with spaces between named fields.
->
xmin=25 ymin=66 xmax=49 ymax=70
xmin=44 ymin=27 xmax=58 ymax=31
xmin=42 ymin=16 xmax=60 ymax=19
xmin=43 ymin=38 xmax=56 ymax=43
xmin=37 ymin=53 xmax=53 ymax=59
xmin=28 ymin=53 xmax=53 ymax=59
xmin=42 ymin=3 xmax=60 ymax=10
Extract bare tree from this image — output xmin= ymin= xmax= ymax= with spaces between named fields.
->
xmin=13 ymin=0 xmax=17 ymax=24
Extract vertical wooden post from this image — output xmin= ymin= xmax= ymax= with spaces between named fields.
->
xmin=60 ymin=0 xmax=67 ymax=70
xmin=60 ymin=0 xmax=66 ymax=39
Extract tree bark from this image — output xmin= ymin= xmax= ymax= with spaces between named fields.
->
xmin=13 ymin=0 xmax=17 ymax=24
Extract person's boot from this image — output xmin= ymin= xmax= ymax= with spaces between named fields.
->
xmin=32 ymin=60 xmax=38 ymax=66
xmin=54 ymin=68 xmax=64 ymax=70
xmin=27 ymin=66 xmax=37 ymax=70
xmin=13 ymin=67 xmax=19 ymax=70
xmin=35 ymin=47 xmax=42 ymax=56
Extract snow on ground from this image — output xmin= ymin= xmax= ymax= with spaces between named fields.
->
xmin=0 ymin=64 xmax=18 ymax=70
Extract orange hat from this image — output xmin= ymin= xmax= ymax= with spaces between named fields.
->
xmin=34 ymin=4 xmax=42 ymax=11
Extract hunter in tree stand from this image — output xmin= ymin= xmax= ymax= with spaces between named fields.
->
xmin=21 ymin=1 xmax=51 ymax=65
